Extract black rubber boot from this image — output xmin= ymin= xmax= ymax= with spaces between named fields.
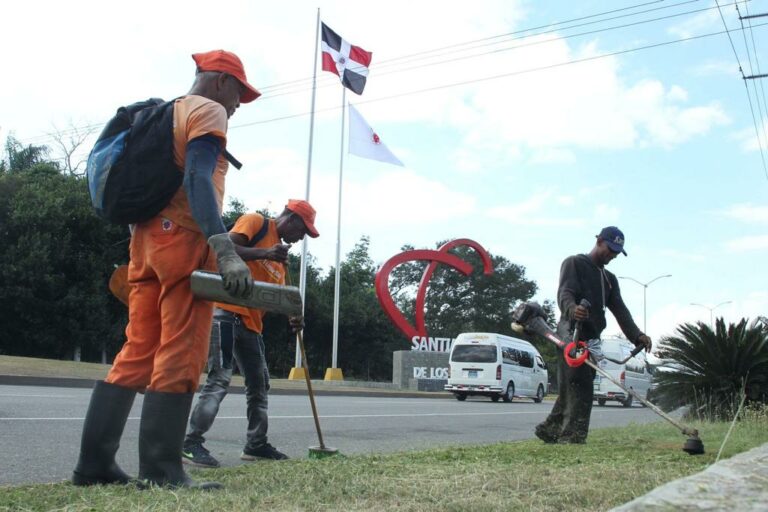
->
xmin=138 ymin=390 xmax=222 ymax=490
xmin=72 ymin=381 xmax=136 ymax=486
xmin=534 ymin=422 xmax=560 ymax=444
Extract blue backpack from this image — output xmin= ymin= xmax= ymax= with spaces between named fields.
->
xmin=86 ymin=98 xmax=241 ymax=225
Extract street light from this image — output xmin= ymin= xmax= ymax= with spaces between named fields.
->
xmin=618 ymin=274 xmax=672 ymax=333
xmin=690 ymin=301 xmax=732 ymax=328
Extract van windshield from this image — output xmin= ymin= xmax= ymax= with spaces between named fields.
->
xmin=451 ymin=344 xmax=496 ymax=363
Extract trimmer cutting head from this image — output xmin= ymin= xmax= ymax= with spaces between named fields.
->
xmin=683 ymin=436 xmax=705 ymax=455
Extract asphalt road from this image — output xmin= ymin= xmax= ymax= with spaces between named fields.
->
xmin=0 ymin=384 xmax=659 ymax=486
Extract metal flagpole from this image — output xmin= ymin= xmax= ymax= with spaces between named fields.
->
xmin=294 ymin=8 xmax=321 ymax=374
xmin=329 ymin=88 xmax=346 ymax=380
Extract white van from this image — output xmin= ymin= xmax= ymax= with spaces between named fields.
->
xmin=593 ymin=336 xmax=652 ymax=407
xmin=444 ymin=333 xmax=548 ymax=403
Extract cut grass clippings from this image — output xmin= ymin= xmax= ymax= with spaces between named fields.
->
xmin=1 ymin=412 xmax=766 ymax=512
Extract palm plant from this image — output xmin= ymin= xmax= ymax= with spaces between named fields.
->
xmin=654 ymin=318 xmax=768 ymax=420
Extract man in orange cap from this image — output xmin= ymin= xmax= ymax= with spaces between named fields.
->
xmin=73 ymin=50 xmax=262 ymax=490
xmin=182 ymin=200 xmax=319 ymax=468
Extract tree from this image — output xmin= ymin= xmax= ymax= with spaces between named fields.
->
xmin=222 ymin=197 xmax=248 ymax=227
xmin=0 ymin=141 xmax=128 ymax=360
xmin=3 ymin=135 xmax=51 ymax=173
xmin=313 ymin=237 xmax=406 ymax=380
xmin=47 ymin=123 xmax=97 ymax=176
xmin=653 ymin=318 xmax=768 ymax=420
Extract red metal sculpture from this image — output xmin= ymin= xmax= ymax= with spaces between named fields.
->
xmin=374 ymin=239 xmax=494 ymax=340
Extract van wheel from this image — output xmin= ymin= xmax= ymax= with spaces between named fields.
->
xmin=455 ymin=393 xmax=467 ymax=401
xmin=533 ymin=385 xmax=545 ymax=403
xmin=622 ymin=395 xmax=633 ymax=408
xmin=491 ymin=394 xmax=500 ymax=402
xmin=597 ymin=398 xmax=606 ymax=406
xmin=502 ymin=382 xmax=514 ymax=403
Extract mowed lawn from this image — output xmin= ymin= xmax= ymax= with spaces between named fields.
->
xmin=1 ymin=411 xmax=766 ymax=512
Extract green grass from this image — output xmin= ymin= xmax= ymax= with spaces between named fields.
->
xmin=1 ymin=412 xmax=766 ymax=512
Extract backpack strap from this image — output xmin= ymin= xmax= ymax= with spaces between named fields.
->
xmin=223 ymin=149 xmax=242 ymax=170
xmin=247 ymin=217 xmax=271 ymax=247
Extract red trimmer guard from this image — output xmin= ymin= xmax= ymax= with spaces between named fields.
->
xmin=564 ymin=341 xmax=589 ymax=367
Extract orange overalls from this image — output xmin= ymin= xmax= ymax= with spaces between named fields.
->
xmin=106 ymin=95 xmax=230 ymax=393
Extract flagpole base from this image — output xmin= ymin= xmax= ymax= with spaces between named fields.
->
xmin=324 ymin=368 xmax=344 ymax=381
xmin=288 ymin=367 xmax=306 ymax=380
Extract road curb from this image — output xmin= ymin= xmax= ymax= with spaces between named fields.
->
xmin=0 ymin=374 xmax=453 ymax=399
xmin=611 ymin=442 xmax=768 ymax=511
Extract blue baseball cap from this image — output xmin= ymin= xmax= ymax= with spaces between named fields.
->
xmin=597 ymin=226 xmax=627 ymax=256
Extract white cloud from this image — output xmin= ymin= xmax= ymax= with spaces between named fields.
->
xmin=486 ymin=191 xmax=584 ymax=227
xmin=725 ymin=235 xmax=768 ymax=253
xmin=447 ymin=38 xmax=729 ymax=166
xmin=667 ymin=8 xmax=720 ymax=39
xmin=658 ymin=248 xmax=706 ymax=263
xmin=592 ymin=203 xmax=621 ymax=224
xmin=690 ymin=60 xmax=740 ymax=77
xmin=720 ymin=203 xmax=768 ymax=224
xmin=485 ymin=189 xmax=625 ymax=228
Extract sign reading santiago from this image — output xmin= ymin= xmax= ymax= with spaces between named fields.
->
xmin=410 ymin=336 xmax=454 ymax=352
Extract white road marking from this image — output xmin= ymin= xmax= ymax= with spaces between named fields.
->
xmin=0 ymin=394 xmax=77 ymax=398
xmin=0 ymin=408 xmax=641 ymax=421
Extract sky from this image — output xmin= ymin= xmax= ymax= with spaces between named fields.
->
xmin=2 ymin=0 xmax=768 ymax=353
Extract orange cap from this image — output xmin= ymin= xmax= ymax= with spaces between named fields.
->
xmin=191 ymin=50 xmax=261 ymax=103
xmin=286 ymin=199 xmax=319 ymax=238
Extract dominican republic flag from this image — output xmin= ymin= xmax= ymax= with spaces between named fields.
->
xmin=321 ymin=23 xmax=372 ymax=95
xmin=348 ymin=103 xmax=404 ymax=166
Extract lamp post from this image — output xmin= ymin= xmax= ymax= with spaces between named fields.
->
xmin=618 ymin=274 xmax=672 ymax=333
xmin=690 ymin=301 xmax=732 ymax=328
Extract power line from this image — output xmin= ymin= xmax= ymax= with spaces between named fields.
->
xmin=741 ymin=2 xmax=768 ymax=127
xmin=258 ymin=1 xmax=719 ymax=106
xmin=232 ymin=22 xmax=768 ymax=130
xmin=261 ymin=0 xmax=709 ymax=101
xmin=715 ymin=0 xmax=747 ymax=73
xmin=18 ymin=0 xmax=709 ymax=145
xmin=257 ymin=0 xmax=678 ymax=93
xmin=16 ymin=0 xmax=763 ymax=161
xmin=715 ymin=0 xmax=768 ymax=180
xmin=736 ymin=1 xmax=768 ymax=162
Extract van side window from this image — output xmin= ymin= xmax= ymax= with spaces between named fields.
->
xmin=502 ymin=347 xmax=518 ymax=365
xmin=519 ymin=350 xmax=534 ymax=368
xmin=535 ymin=355 xmax=547 ymax=369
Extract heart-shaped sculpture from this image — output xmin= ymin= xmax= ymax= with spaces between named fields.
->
xmin=374 ymin=239 xmax=493 ymax=340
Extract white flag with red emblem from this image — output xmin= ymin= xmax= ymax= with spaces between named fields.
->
xmin=348 ymin=103 xmax=404 ymax=167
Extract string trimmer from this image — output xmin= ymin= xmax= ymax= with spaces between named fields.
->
xmin=510 ymin=300 xmax=705 ymax=455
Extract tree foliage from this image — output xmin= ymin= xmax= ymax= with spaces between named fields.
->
xmin=654 ymin=318 xmax=768 ymax=420
xmin=0 ymin=139 xmax=129 ymax=360
xmin=0 ymin=135 xmax=555 ymax=381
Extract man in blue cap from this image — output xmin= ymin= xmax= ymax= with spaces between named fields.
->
xmin=534 ymin=226 xmax=652 ymax=444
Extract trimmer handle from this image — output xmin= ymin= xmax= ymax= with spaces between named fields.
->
xmin=571 ymin=298 xmax=591 ymax=345
xmin=566 ymin=299 xmax=592 ymax=367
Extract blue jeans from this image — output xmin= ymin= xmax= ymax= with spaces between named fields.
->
xmin=184 ymin=308 xmax=270 ymax=450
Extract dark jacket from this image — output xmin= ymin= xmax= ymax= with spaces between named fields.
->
xmin=556 ymin=254 xmax=643 ymax=344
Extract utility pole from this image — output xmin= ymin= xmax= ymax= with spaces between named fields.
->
xmin=618 ymin=274 xmax=672 ymax=333
xmin=690 ymin=301 xmax=732 ymax=329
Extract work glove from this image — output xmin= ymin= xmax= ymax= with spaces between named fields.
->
xmin=288 ymin=315 xmax=304 ymax=334
xmin=207 ymin=233 xmax=253 ymax=298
